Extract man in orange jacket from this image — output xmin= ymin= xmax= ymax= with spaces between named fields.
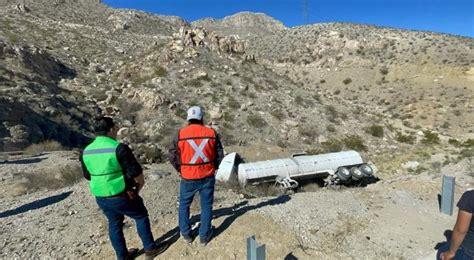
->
xmin=168 ymin=106 xmax=224 ymax=245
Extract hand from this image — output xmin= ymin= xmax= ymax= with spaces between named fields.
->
xmin=441 ymin=250 xmax=456 ymax=260
xmin=134 ymin=174 xmax=145 ymax=193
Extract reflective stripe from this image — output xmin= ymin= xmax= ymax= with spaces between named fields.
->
xmin=89 ymin=170 xmax=122 ymax=177
xmin=83 ymin=148 xmax=116 ymax=155
xmin=178 ymin=136 xmax=216 ymax=141
xmin=187 ymin=139 xmax=209 ymax=164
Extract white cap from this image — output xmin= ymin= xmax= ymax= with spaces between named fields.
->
xmin=187 ymin=106 xmax=203 ymax=121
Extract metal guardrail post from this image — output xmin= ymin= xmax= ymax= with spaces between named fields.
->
xmin=247 ymin=236 xmax=266 ymax=260
xmin=441 ymin=175 xmax=455 ymax=216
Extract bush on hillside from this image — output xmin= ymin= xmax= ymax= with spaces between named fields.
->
xmin=343 ymin=78 xmax=352 ymax=85
xmin=21 ymin=164 xmax=82 ymax=193
xmin=25 ymin=140 xmax=65 ymax=155
xmin=343 ymin=135 xmax=367 ymax=151
xmin=247 ymin=114 xmax=267 ymax=128
xmin=421 ymin=130 xmax=440 ymax=144
xmin=396 ymin=132 xmax=415 ymax=144
xmin=365 ymin=125 xmax=384 ymax=138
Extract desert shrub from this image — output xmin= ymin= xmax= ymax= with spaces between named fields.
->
xmin=320 ymin=79 xmax=326 ymax=83
xmin=321 ymin=138 xmax=343 ymax=152
xmin=247 ymin=114 xmax=266 ymax=128
xmin=188 ymin=99 xmax=200 ymax=106
xmin=325 ymin=105 xmax=338 ymax=123
xmin=396 ymin=132 xmax=415 ymax=144
xmin=326 ymin=124 xmax=336 ymax=132
xmin=254 ymin=84 xmax=264 ymax=92
xmin=174 ymin=107 xmax=187 ymax=119
xmin=441 ymin=122 xmax=450 ymax=129
xmin=460 ymin=148 xmax=474 ymax=160
xmin=135 ymin=145 xmax=164 ymax=164
xmin=116 ymin=100 xmax=143 ymax=120
xmin=340 ymin=113 xmax=348 ymax=120
xmin=334 ymin=90 xmax=341 ymax=95
xmin=227 ymin=96 xmax=240 ymax=109
xmin=185 ymin=78 xmax=203 ymax=88
xmin=25 ymin=141 xmax=65 ymax=155
xmin=453 ymin=110 xmax=461 ymax=116
xmin=200 ymin=74 xmax=211 ymax=81
xmin=343 ymin=78 xmax=352 ymax=85
xmin=402 ymin=120 xmax=412 ymax=127
xmin=270 ymin=110 xmax=285 ymax=120
xmin=448 ymin=139 xmax=461 ymax=146
xmin=306 ymin=148 xmax=323 ymax=155
xmin=413 ymin=166 xmax=427 ymax=175
xmin=379 ymin=67 xmax=389 ymax=75
xmin=312 ymin=94 xmax=321 ymax=102
xmin=421 ymin=130 xmax=440 ymax=144
xmin=365 ymin=125 xmax=384 ymax=138
xmin=343 ymin=135 xmax=367 ymax=151
xmin=298 ymin=127 xmax=318 ymax=140
xmin=294 ymin=95 xmax=304 ymax=105
xmin=222 ymin=111 xmax=234 ymax=122
xmin=247 ymin=92 xmax=257 ymax=99
xmin=154 ymin=66 xmax=167 ymax=77
xmin=22 ymin=164 xmax=82 ymax=192
xmin=462 ymin=139 xmax=474 ymax=147
xmin=276 ymin=140 xmax=287 ymax=148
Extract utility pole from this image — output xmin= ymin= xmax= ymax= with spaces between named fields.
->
xmin=303 ymin=0 xmax=309 ymax=24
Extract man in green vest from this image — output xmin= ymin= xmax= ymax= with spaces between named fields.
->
xmin=80 ymin=117 xmax=167 ymax=259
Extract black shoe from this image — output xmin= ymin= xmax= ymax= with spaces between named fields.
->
xmin=199 ymin=226 xmax=215 ymax=246
xmin=182 ymin=234 xmax=194 ymax=244
xmin=125 ymin=248 xmax=138 ymax=260
xmin=145 ymin=242 xmax=169 ymax=259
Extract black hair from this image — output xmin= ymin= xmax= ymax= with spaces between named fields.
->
xmin=94 ymin=116 xmax=115 ymax=135
xmin=188 ymin=119 xmax=203 ymax=124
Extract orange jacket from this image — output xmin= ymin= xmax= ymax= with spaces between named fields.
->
xmin=177 ymin=124 xmax=217 ymax=180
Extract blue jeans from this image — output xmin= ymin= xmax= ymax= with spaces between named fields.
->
xmin=179 ymin=176 xmax=215 ymax=240
xmin=96 ymin=196 xmax=155 ymax=259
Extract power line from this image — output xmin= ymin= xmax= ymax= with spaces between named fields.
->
xmin=303 ymin=0 xmax=309 ymax=24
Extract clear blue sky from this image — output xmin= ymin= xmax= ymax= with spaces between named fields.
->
xmin=103 ymin=0 xmax=474 ymax=37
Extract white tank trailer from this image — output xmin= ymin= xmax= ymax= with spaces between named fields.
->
xmin=216 ymin=150 xmax=375 ymax=189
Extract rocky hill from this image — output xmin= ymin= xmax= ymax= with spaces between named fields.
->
xmin=1 ymin=1 xmax=474 ymax=259
xmin=0 ymin=0 xmax=472 ymax=169
xmin=193 ymin=12 xmax=288 ymax=37
xmin=0 ymin=0 xmax=472 ymax=166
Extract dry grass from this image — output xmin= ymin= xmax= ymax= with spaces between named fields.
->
xmin=24 ymin=140 xmax=65 ymax=156
xmin=20 ymin=164 xmax=83 ymax=192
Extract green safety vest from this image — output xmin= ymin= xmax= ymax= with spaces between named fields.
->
xmin=82 ymin=136 xmax=125 ymax=197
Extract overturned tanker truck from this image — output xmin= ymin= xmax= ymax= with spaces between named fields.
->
xmin=216 ymin=150 xmax=377 ymax=189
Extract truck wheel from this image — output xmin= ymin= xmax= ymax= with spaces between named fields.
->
xmin=359 ymin=164 xmax=374 ymax=177
xmin=351 ymin=166 xmax=363 ymax=181
xmin=336 ymin=167 xmax=351 ymax=181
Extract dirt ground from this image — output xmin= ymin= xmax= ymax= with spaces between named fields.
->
xmin=0 ymin=151 xmax=472 ymax=259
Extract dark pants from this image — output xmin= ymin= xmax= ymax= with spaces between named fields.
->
xmin=179 ymin=176 xmax=215 ymax=240
xmin=437 ymin=243 xmax=473 ymax=260
xmin=96 ymin=195 xmax=155 ymax=259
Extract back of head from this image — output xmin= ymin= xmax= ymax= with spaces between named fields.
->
xmin=187 ymin=106 xmax=204 ymax=122
xmin=94 ymin=117 xmax=115 ymax=135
